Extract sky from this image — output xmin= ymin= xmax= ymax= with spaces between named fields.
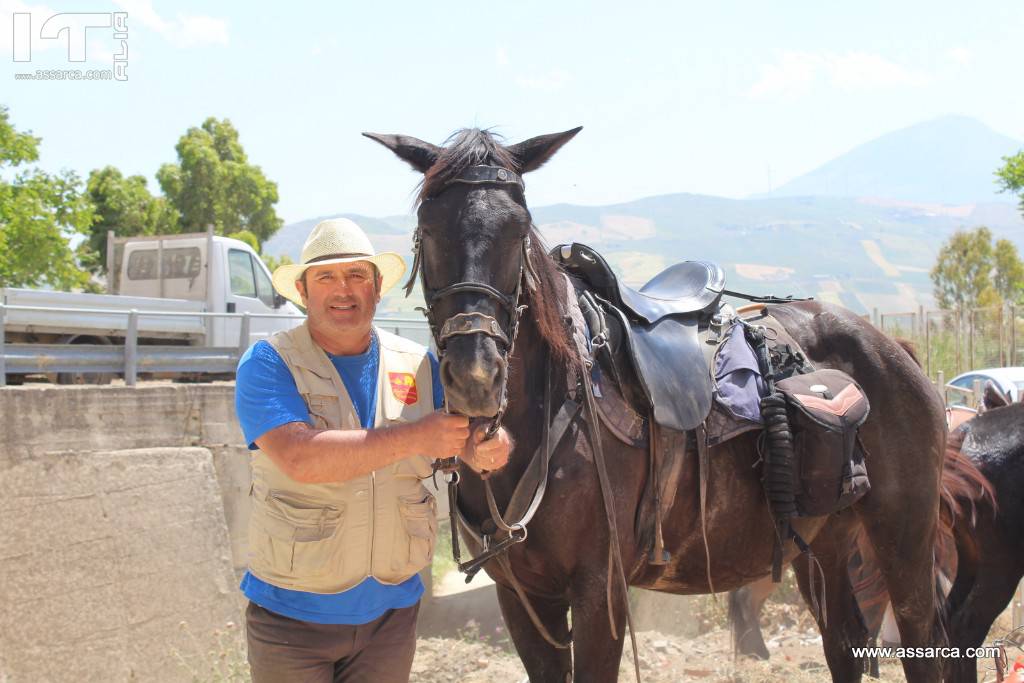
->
xmin=2 ymin=0 xmax=1023 ymax=225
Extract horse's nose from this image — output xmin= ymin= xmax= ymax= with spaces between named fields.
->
xmin=439 ymin=351 xmax=505 ymax=416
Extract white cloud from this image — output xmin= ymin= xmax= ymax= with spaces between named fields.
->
xmin=748 ymin=52 xmax=820 ymax=98
xmin=114 ymin=0 xmax=228 ymax=47
xmin=948 ymin=47 xmax=972 ymax=65
xmin=748 ymin=50 xmax=930 ymax=98
xmin=516 ymin=68 xmax=570 ymax=92
xmin=496 ymin=46 xmax=509 ymax=67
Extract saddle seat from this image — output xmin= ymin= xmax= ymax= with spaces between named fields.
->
xmin=556 ymin=243 xmax=725 ymax=324
xmin=554 ymin=242 xmax=727 ymax=433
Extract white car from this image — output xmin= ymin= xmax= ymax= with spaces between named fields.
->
xmin=947 ymin=367 xmax=1024 ymax=405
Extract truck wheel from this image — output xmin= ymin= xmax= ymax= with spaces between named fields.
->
xmin=55 ymin=335 xmax=114 ymax=385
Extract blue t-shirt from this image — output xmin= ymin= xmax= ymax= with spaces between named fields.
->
xmin=234 ymin=330 xmax=444 ymax=625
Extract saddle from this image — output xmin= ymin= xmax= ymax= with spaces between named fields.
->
xmin=553 ymin=243 xmax=726 ymax=432
xmin=557 ymin=247 xmax=870 ymax=576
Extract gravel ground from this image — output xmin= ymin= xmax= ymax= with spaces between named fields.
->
xmin=407 ymin=600 xmax=1019 ymax=683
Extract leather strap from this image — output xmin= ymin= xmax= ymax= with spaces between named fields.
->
xmin=697 ymin=424 xmax=716 ymax=594
xmin=448 ymin=164 xmax=524 ymax=188
xmin=439 ymin=311 xmax=510 ymax=347
xmin=581 ymin=373 xmax=642 ymax=683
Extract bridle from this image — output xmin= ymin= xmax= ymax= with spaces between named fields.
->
xmin=403 ymin=164 xmax=539 ymax=438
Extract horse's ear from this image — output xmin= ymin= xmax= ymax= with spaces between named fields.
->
xmin=362 ymin=133 xmax=440 ymax=173
xmin=508 ymin=127 xmax=583 ymax=174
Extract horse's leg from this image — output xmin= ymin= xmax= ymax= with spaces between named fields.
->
xmin=494 ymin=582 xmax=572 ymax=683
xmin=792 ymin=520 xmax=870 ymax=683
xmin=568 ymin=569 xmax=627 ymax=683
xmin=729 ymin=577 xmax=774 ymax=660
xmin=945 ymin=564 xmax=1021 ymax=682
xmin=857 ymin=470 xmax=945 ymax=681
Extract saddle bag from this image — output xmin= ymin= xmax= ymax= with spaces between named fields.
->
xmin=774 ymin=369 xmax=871 ymax=516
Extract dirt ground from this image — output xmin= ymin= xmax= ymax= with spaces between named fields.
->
xmin=408 ymin=598 xmax=1020 ymax=683
xmin=191 ymin=595 xmax=1019 ymax=682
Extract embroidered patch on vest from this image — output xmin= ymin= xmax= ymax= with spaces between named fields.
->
xmin=388 ymin=372 xmax=419 ymax=405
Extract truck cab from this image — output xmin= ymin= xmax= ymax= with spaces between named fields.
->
xmin=110 ymin=231 xmax=304 ymax=347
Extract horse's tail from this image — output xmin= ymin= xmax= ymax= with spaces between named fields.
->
xmin=941 ymin=433 xmax=998 ymax=531
xmin=851 ymin=434 xmax=996 ymax=641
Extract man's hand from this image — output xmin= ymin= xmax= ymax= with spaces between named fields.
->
xmin=461 ymin=425 xmax=513 ymax=474
xmin=411 ymin=412 xmax=471 ymax=459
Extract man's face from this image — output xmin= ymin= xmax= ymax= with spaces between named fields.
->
xmin=296 ymin=261 xmax=382 ymax=336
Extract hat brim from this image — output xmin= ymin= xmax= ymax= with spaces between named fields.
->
xmin=272 ymin=252 xmax=407 ymax=306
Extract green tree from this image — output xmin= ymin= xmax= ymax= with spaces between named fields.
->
xmin=78 ymin=166 xmax=180 ymax=274
xmin=997 ymin=149 xmax=1024 ymax=217
xmin=931 ymin=227 xmax=1024 ymax=315
xmin=227 ymin=230 xmax=260 ymax=253
xmin=994 ymin=238 xmax=1024 ymax=306
xmin=0 ymin=107 xmax=94 ymax=290
xmin=157 ymin=117 xmax=282 ymax=245
xmin=261 ymin=252 xmax=293 ymax=274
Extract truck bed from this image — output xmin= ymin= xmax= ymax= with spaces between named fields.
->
xmin=1 ymin=288 xmax=207 ymax=340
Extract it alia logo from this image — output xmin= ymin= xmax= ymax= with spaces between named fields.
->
xmin=388 ymin=372 xmax=418 ymax=405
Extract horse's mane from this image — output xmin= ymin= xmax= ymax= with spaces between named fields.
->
xmin=894 ymin=337 xmax=920 ymax=366
xmin=419 ymin=128 xmax=579 ymax=370
xmin=524 ymin=231 xmax=580 ymax=370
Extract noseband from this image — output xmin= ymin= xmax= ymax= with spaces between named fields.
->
xmin=403 ymin=164 xmax=539 ymax=435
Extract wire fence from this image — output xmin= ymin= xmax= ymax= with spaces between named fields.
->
xmin=873 ymin=305 xmax=1022 ymax=381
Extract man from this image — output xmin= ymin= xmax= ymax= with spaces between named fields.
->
xmin=235 ymin=218 xmax=511 ymax=682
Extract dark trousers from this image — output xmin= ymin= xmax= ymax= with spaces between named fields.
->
xmin=245 ymin=601 xmax=420 ymax=683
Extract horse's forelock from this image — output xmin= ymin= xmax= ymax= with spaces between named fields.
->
xmin=418 ymin=128 xmax=518 ymax=203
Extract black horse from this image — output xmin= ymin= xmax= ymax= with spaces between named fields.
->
xmin=945 ymin=400 xmax=1024 ymax=682
xmin=366 ymin=127 xmax=948 ymax=682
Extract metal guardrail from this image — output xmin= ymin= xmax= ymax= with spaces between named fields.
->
xmin=1 ymin=302 xmax=430 ymax=387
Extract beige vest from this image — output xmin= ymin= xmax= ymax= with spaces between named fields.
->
xmin=247 ymin=322 xmax=437 ymax=593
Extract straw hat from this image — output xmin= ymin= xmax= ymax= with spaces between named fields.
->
xmin=271 ymin=218 xmax=406 ymax=306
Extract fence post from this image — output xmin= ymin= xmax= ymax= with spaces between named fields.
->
xmin=924 ymin=309 xmax=931 ymax=378
xmin=872 ymin=307 xmax=879 ymax=328
xmin=0 ymin=305 xmax=6 ymax=388
xmin=955 ymin=310 xmax=962 ymax=375
xmin=917 ymin=304 xmax=924 ymax=339
xmin=999 ymin=305 xmax=1005 ymax=367
xmin=125 ymin=309 xmax=138 ymax=387
xmin=238 ymin=313 xmax=251 ymax=360
xmin=1012 ymin=305 xmax=1018 ymax=366
xmin=937 ymin=370 xmax=945 ymax=405
xmin=968 ymin=309 xmax=975 ymax=370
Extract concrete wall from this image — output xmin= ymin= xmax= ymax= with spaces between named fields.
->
xmin=1 ymin=384 xmax=252 ymax=682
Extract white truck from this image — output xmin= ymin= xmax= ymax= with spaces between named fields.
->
xmin=1 ymin=231 xmax=305 ymax=384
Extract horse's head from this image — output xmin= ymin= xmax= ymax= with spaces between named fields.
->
xmin=365 ymin=127 xmax=581 ymax=417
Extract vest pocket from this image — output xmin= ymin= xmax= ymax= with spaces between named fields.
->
xmin=257 ymin=491 xmax=345 ymax=580
xmin=306 ymin=394 xmax=341 ymax=430
xmin=393 ymin=493 xmax=437 ymax=577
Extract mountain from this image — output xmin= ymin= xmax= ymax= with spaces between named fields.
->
xmin=763 ymin=116 xmax=1022 ymax=205
xmin=263 ymin=212 xmax=412 ymax=262
xmin=267 ymin=117 xmax=1024 ymax=316
xmin=268 ymin=193 xmax=1024 ymax=316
